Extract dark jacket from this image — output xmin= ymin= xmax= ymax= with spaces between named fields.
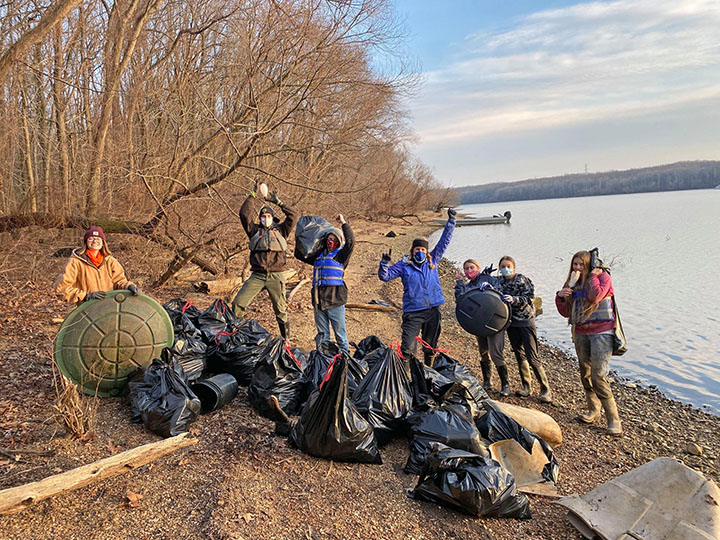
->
xmin=454 ymin=273 xmax=502 ymax=300
xmin=499 ymin=273 xmax=536 ymax=327
xmin=239 ymin=195 xmax=297 ymax=274
xmin=378 ymin=218 xmax=455 ymax=313
xmin=307 ymin=222 xmax=354 ymax=310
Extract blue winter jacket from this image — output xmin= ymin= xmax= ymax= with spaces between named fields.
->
xmin=378 ymin=219 xmax=455 ymax=313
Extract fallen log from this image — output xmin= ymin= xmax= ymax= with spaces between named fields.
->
xmin=345 ymin=302 xmax=397 ymax=313
xmin=0 ymin=433 xmax=197 ymax=515
xmin=287 ymin=278 xmax=311 ymax=302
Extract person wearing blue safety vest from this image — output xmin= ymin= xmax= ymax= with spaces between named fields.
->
xmin=378 ymin=208 xmax=456 ymax=366
xmin=306 ymin=214 xmax=355 ymax=353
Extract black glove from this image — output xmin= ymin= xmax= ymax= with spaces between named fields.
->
xmin=128 ymin=284 xmax=140 ymax=296
xmin=381 ymin=248 xmax=392 ymax=263
xmin=85 ymin=291 xmax=106 ymax=301
xmin=447 ymin=207 xmax=457 ymax=219
xmin=266 ymin=190 xmax=281 ymax=206
xmin=481 ymin=264 xmax=495 ymax=275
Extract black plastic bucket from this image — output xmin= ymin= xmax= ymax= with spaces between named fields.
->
xmin=191 ymin=373 xmax=238 ymax=413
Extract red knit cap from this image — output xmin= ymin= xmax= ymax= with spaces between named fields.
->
xmin=83 ymin=226 xmax=106 ymax=243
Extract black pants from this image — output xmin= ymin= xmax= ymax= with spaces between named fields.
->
xmin=506 ymin=325 xmax=540 ymax=370
xmin=401 ymin=306 xmax=442 ymax=366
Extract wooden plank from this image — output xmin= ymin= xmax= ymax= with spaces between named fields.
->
xmin=0 ymin=433 xmax=197 ymax=515
xmin=345 ymin=302 xmax=397 ymax=313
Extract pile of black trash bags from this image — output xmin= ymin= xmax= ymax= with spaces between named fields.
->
xmin=130 ymin=301 xmax=559 ymax=520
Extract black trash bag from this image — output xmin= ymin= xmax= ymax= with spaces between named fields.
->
xmin=294 ymin=215 xmax=334 ymax=263
xmin=352 ymin=335 xmax=386 ymax=360
xmin=411 ymin=443 xmax=531 ymax=519
xmin=206 ymin=319 xmax=271 ymax=385
xmin=196 ymin=298 xmax=242 ymax=343
xmin=170 ymin=334 xmax=207 ymax=382
xmin=163 ymin=298 xmax=202 ymax=335
xmin=405 ymin=397 xmax=488 ymax=475
xmin=432 ymin=353 xmax=488 ymax=417
xmin=475 ymin=409 xmax=559 ymax=484
xmin=301 ymin=346 xmax=369 ymax=404
xmin=289 ymin=347 xmax=307 ymax=371
xmin=290 ymin=352 xmax=382 ymax=464
xmin=129 ymin=348 xmax=201 ymax=437
xmin=248 ymin=337 xmax=305 ymax=419
xmin=351 ymin=347 xmax=412 ymax=444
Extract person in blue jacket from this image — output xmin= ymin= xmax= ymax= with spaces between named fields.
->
xmin=378 ymin=208 xmax=456 ymax=365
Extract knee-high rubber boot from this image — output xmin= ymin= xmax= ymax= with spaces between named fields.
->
xmin=600 ymin=396 xmax=623 ymax=435
xmin=516 ymin=361 xmax=531 ymax=397
xmin=578 ymin=390 xmax=602 ymax=423
xmin=278 ymin=319 xmax=290 ymax=340
xmin=497 ymin=365 xmax=510 ymax=397
xmin=535 ymin=365 xmax=553 ymax=403
xmin=480 ymin=359 xmax=493 ymax=390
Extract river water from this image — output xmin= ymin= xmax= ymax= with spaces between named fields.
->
xmin=432 ymin=189 xmax=720 ymax=414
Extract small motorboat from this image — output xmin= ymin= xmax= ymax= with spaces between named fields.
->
xmin=434 ymin=210 xmax=511 ymax=226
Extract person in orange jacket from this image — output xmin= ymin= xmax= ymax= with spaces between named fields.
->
xmin=55 ymin=226 xmax=139 ymax=304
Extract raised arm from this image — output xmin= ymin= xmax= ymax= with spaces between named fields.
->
xmin=378 ymin=257 xmax=404 ymax=282
xmin=430 ymin=216 xmax=456 ymax=261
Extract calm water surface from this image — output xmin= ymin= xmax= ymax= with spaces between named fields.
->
xmin=433 ymin=189 xmax=720 ymax=413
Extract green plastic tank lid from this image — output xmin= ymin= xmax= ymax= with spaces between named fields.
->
xmin=54 ymin=290 xmax=174 ymax=397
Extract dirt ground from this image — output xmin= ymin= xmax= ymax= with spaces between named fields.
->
xmin=1 ymin=214 xmax=718 ymax=540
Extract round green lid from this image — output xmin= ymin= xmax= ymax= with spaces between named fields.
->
xmin=54 ymin=290 xmax=174 ymax=397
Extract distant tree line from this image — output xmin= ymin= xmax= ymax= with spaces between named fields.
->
xmin=455 ymin=161 xmax=720 ymax=205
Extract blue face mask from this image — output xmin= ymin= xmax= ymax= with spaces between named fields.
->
xmin=500 ymin=267 xmax=514 ymax=277
xmin=413 ymin=251 xmax=427 ymax=264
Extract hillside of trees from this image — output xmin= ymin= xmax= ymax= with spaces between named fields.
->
xmin=455 ymin=161 xmax=720 ymax=205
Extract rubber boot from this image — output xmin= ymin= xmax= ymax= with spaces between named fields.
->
xmin=278 ymin=318 xmax=290 ymax=340
xmin=515 ymin=361 xmax=531 ymax=397
xmin=535 ymin=365 xmax=553 ymax=403
xmin=480 ymin=359 xmax=493 ymax=391
xmin=497 ymin=365 xmax=510 ymax=397
xmin=577 ymin=390 xmax=602 ymax=423
xmin=600 ymin=396 xmax=623 ymax=435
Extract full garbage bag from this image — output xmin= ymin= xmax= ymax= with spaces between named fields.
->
xmin=432 ymin=353 xmax=488 ymax=417
xmin=405 ymin=397 xmax=487 ymax=475
xmin=163 ymin=298 xmax=202 ymax=336
xmin=301 ymin=347 xmax=369 ymax=404
xmin=196 ymin=298 xmax=242 ymax=343
xmin=206 ymin=319 xmax=271 ymax=385
xmin=352 ymin=335 xmax=386 ymax=360
xmin=248 ymin=337 xmax=305 ymax=419
xmin=411 ymin=443 xmax=531 ymax=519
xmin=170 ymin=334 xmax=207 ymax=382
xmin=294 ymin=216 xmax=335 ymax=263
xmin=129 ymin=348 xmax=201 ymax=437
xmin=351 ymin=347 xmax=412 ymax=444
xmin=290 ymin=352 xmax=382 ymax=464
xmin=476 ymin=409 xmax=559 ymax=484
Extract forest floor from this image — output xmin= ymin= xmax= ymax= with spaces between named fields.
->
xmin=1 ymin=213 xmax=718 ymax=540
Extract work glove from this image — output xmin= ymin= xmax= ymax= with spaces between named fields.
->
xmin=266 ymin=190 xmax=282 ymax=206
xmin=447 ymin=207 xmax=457 ymax=219
xmin=381 ymin=248 xmax=392 ymax=263
xmin=85 ymin=291 xmax=106 ymax=301
xmin=502 ymin=294 xmax=513 ymax=304
xmin=481 ymin=264 xmax=495 ymax=275
xmin=128 ymin=284 xmax=140 ymax=296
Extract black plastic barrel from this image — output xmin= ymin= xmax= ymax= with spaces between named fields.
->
xmin=456 ymin=288 xmax=511 ymax=337
xmin=191 ymin=373 xmax=238 ymax=413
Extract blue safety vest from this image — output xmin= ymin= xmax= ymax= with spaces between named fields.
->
xmin=571 ymin=289 xmax=614 ymax=324
xmin=312 ymin=248 xmax=345 ymax=287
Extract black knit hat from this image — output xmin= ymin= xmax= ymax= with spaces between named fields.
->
xmin=258 ymin=205 xmax=275 ymax=218
xmin=411 ymin=237 xmax=429 ymax=251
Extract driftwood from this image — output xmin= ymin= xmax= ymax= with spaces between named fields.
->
xmin=193 ymin=269 xmax=298 ymax=295
xmin=0 ymin=433 xmax=197 ymax=515
xmin=488 ymin=400 xmax=562 ymax=448
xmin=345 ymin=302 xmax=397 ymax=313
xmin=287 ymin=278 xmax=311 ymax=302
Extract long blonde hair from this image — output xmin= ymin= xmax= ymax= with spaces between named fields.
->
xmin=564 ymin=250 xmax=599 ymax=323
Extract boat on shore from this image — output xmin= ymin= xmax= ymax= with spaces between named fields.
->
xmin=434 ymin=210 xmax=511 ymax=226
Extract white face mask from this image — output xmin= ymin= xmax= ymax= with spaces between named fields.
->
xmin=261 ymin=216 xmax=274 ymax=228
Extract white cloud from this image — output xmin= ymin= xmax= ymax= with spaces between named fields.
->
xmin=412 ymin=0 xmax=720 ymax=144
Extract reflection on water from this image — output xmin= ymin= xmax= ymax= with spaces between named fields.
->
xmin=433 ymin=189 xmax=720 ymax=414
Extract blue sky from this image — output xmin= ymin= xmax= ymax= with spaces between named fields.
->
xmin=392 ymin=0 xmax=720 ymax=186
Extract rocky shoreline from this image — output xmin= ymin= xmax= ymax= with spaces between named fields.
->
xmin=0 ymin=215 xmax=718 ymax=539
